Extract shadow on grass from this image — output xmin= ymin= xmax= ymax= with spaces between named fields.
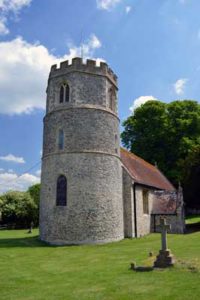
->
xmin=186 ymin=222 xmax=200 ymax=234
xmin=0 ymin=235 xmax=50 ymax=248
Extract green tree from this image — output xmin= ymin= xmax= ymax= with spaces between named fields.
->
xmin=0 ymin=191 xmax=37 ymax=228
xmin=28 ymin=183 xmax=40 ymax=206
xmin=27 ymin=183 xmax=40 ymax=226
xmin=121 ymin=100 xmax=200 ymax=208
xmin=182 ymin=144 xmax=200 ymax=209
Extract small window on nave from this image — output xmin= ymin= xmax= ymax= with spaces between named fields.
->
xmin=56 ymin=175 xmax=67 ymax=206
xmin=143 ymin=189 xmax=149 ymax=214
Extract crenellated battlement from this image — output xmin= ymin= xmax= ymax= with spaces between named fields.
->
xmin=50 ymin=57 xmax=118 ymax=85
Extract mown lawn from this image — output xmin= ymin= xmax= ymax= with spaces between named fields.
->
xmin=186 ymin=215 xmax=200 ymax=225
xmin=0 ymin=228 xmax=199 ymax=300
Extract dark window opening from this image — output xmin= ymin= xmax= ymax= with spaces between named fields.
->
xmin=65 ymin=84 xmax=69 ymax=102
xmin=59 ymin=85 xmax=64 ymax=103
xmin=109 ymin=87 xmax=116 ymax=111
xmin=143 ymin=189 xmax=149 ymax=214
xmin=58 ymin=129 xmax=64 ymax=150
xmin=56 ymin=175 xmax=67 ymax=206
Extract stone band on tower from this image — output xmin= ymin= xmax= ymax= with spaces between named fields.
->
xmin=39 ymin=57 xmax=124 ymax=245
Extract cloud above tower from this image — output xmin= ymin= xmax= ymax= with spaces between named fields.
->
xmin=96 ymin=0 xmax=122 ymax=10
xmin=0 ymin=0 xmax=32 ymax=35
xmin=0 ymin=34 xmax=103 ymax=115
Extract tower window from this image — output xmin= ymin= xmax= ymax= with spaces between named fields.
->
xmin=59 ymin=83 xmax=70 ymax=103
xmin=58 ymin=129 xmax=64 ymax=150
xmin=65 ymin=84 xmax=69 ymax=102
xmin=59 ymin=85 xmax=64 ymax=103
xmin=56 ymin=175 xmax=67 ymax=206
xmin=109 ymin=87 xmax=116 ymax=111
xmin=143 ymin=189 xmax=149 ymax=214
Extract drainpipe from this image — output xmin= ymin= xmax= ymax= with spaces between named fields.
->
xmin=133 ymin=183 xmax=137 ymax=238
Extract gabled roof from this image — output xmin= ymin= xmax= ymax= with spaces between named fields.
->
xmin=120 ymin=148 xmax=175 ymax=192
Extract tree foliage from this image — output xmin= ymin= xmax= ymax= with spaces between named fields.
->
xmin=0 ymin=191 xmax=37 ymax=228
xmin=28 ymin=183 xmax=40 ymax=206
xmin=121 ymin=100 xmax=200 ymax=208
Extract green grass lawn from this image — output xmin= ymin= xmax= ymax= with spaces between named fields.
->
xmin=0 ymin=228 xmax=199 ymax=300
xmin=186 ymin=215 xmax=200 ymax=224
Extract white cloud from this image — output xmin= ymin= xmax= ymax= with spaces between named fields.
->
xmin=96 ymin=0 xmax=122 ymax=10
xmin=125 ymin=6 xmax=131 ymax=14
xmin=0 ymin=17 xmax=9 ymax=35
xmin=35 ymin=169 xmax=41 ymax=177
xmin=0 ymin=0 xmax=31 ymax=35
xmin=174 ymin=78 xmax=188 ymax=95
xmin=0 ymin=34 xmax=103 ymax=115
xmin=0 ymin=171 xmax=40 ymax=194
xmin=0 ymin=0 xmax=32 ymax=12
xmin=0 ymin=154 xmax=25 ymax=164
xmin=0 ymin=168 xmax=4 ymax=172
xmin=130 ymin=95 xmax=158 ymax=113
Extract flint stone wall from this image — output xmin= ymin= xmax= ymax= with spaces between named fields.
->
xmin=40 ymin=153 xmax=124 ymax=244
xmin=43 ymin=108 xmax=120 ymax=157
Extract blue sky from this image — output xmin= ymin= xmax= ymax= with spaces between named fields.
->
xmin=0 ymin=0 xmax=200 ymax=193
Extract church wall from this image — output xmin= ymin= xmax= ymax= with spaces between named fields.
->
xmin=150 ymin=190 xmax=185 ymax=234
xmin=40 ymin=58 xmax=123 ymax=245
xmin=122 ymin=168 xmax=135 ymax=238
xmin=135 ymin=185 xmax=154 ymax=237
xmin=43 ymin=108 xmax=120 ymax=157
xmin=40 ymin=153 xmax=123 ymax=244
xmin=151 ymin=213 xmax=185 ymax=234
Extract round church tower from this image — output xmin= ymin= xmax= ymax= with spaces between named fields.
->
xmin=39 ymin=57 xmax=124 ymax=245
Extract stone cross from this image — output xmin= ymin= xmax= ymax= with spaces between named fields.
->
xmin=158 ymin=217 xmax=171 ymax=251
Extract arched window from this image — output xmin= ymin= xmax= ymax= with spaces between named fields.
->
xmin=59 ymin=83 xmax=70 ymax=103
xmin=58 ymin=129 xmax=64 ymax=150
xmin=59 ymin=85 xmax=64 ymax=103
xmin=109 ymin=87 xmax=116 ymax=111
xmin=56 ymin=175 xmax=67 ymax=206
xmin=65 ymin=84 xmax=69 ymax=102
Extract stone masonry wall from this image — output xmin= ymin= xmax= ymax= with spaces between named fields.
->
xmin=43 ymin=108 xmax=120 ymax=157
xmin=40 ymin=153 xmax=123 ymax=244
xmin=122 ymin=168 xmax=135 ymax=238
xmin=40 ymin=58 xmax=123 ymax=245
xmin=135 ymin=185 xmax=154 ymax=237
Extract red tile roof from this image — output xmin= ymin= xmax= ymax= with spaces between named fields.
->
xmin=120 ymin=148 xmax=175 ymax=191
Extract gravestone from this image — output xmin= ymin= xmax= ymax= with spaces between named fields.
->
xmin=154 ymin=217 xmax=175 ymax=268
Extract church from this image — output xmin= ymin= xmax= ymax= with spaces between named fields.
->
xmin=39 ymin=57 xmax=185 ymax=245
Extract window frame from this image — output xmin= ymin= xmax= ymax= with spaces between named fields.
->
xmin=56 ymin=175 xmax=67 ymax=206
xmin=58 ymin=129 xmax=64 ymax=150
xmin=142 ymin=189 xmax=149 ymax=215
xmin=59 ymin=83 xmax=70 ymax=104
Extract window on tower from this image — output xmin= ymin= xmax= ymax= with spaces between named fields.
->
xmin=59 ymin=85 xmax=64 ymax=103
xmin=65 ymin=84 xmax=69 ymax=102
xmin=56 ymin=175 xmax=67 ymax=206
xmin=109 ymin=87 xmax=116 ymax=111
xmin=58 ymin=129 xmax=64 ymax=150
xmin=59 ymin=83 xmax=70 ymax=103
